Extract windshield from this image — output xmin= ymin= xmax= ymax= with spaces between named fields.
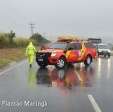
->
xmin=98 ymin=45 xmax=109 ymax=49
xmin=49 ymin=43 xmax=67 ymax=49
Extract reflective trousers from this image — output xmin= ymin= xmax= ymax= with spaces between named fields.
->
xmin=27 ymin=55 xmax=35 ymax=65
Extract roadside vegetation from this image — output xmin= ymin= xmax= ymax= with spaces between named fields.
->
xmin=0 ymin=31 xmax=50 ymax=68
xmin=0 ymin=48 xmax=25 ymax=68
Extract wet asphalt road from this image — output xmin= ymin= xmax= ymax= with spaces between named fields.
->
xmin=0 ymin=57 xmax=113 ymax=112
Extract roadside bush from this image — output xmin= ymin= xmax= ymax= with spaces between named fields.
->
xmin=0 ymin=34 xmax=10 ymax=48
xmin=14 ymin=38 xmax=38 ymax=48
xmin=14 ymin=38 xmax=29 ymax=47
xmin=0 ymin=32 xmax=38 ymax=48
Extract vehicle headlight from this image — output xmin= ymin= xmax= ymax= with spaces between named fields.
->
xmin=98 ymin=50 xmax=102 ymax=52
xmin=108 ymin=50 xmax=111 ymax=53
xmin=51 ymin=53 xmax=56 ymax=56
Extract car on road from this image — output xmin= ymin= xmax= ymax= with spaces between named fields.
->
xmin=36 ymin=40 xmax=97 ymax=69
xmin=97 ymin=43 xmax=111 ymax=58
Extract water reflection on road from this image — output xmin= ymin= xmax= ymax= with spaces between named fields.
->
xmin=28 ymin=64 xmax=95 ymax=90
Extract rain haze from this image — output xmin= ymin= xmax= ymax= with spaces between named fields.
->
xmin=0 ymin=0 xmax=113 ymax=42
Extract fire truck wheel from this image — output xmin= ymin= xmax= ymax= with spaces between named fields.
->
xmin=56 ymin=57 xmax=66 ymax=69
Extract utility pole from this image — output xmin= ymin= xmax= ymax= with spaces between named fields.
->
xmin=29 ymin=23 xmax=35 ymax=36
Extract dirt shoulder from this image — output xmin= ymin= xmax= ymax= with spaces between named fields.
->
xmin=0 ymin=48 xmax=26 ymax=69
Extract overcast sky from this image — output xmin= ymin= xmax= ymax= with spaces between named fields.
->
xmin=0 ymin=0 xmax=113 ymax=41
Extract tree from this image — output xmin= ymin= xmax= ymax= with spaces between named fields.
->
xmin=30 ymin=33 xmax=50 ymax=45
xmin=8 ymin=30 xmax=16 ymax=43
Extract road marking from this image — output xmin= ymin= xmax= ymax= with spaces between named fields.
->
xmin=88 ymin=94 xmax=102 ymax=112
xmin=0 ymin=60 xmax=25 ymax=76
xmin=74 ymin=70 xmax=83 ymax=82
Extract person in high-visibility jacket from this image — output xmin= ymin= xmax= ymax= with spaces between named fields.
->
xmin=26 ymin=42 xmax=36 ymax=67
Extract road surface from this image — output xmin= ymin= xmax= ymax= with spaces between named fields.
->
xmin=0 ymin=57 xmax=113 ymax=112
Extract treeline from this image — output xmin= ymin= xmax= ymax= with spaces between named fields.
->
xmin=0 ymin=31 xmax=50 ymax=48
xmin=30 ymin=33 xmax=50 ymax=45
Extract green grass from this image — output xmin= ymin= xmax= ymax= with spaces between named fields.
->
xmin=0 ymin=48 xmax=26 ymax=69
xmin=0 ymin=59 xmax=11 ymax=68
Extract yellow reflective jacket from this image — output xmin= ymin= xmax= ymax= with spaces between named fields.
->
xmin=26 ymin=42 xmax=36 ymax=56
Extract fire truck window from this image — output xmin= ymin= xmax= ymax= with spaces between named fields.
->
xmin=67 ymin=44 xmax=74 ymax=50
xmin=73 ymin=43 xmax=82 ymax=50
xmin=85 ymin=43 xmax=95 ymax=48
xmin=68 ymin=47 xmax=73 ymax=50
xmin=67 ymin=43 xmax=82 ymax=50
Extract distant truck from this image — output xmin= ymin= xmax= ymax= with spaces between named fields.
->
xmin=36 ymin=39 xmax=97 ymax=69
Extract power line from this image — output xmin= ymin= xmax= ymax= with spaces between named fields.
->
xmin=29 ymin=23 xmax=35 ymax=36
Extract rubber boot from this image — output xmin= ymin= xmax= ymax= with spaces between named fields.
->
xmin=30 ymin=64 xmax=32 ymax=68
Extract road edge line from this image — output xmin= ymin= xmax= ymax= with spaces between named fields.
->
xmin=0 ymin=60 xmax=26 ymax=76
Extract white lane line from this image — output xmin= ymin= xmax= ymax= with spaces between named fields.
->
xmin=74 ymin=70 xmax=83 ymax=82
xmin=88 ymin=94 xmax=102 ymax=112
xmin=0 ymin=60 xmax=25 ymax=76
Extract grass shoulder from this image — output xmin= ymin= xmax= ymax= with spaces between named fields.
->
xmin=0 ymin=48 xmax=26 ymax=69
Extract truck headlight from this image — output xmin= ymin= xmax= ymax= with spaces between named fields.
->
xmin=98 ymin=50 xmax=102 ymax=53
xmin=108 ymin=50 xmax=111 ymax=53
